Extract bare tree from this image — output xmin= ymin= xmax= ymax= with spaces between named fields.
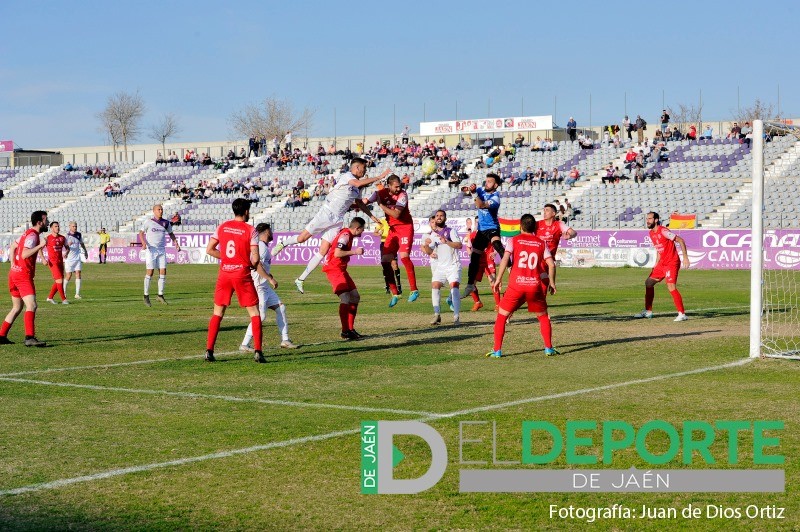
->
xmin=97 ymin=108 xmax=123 ymax=161
xmin=148 ymin=113 xmax=181 ymax=156
xmin=666 ymin=102 xmax=703 ymax=133
xmin=100 ymin=91 xmax=146 ymax=161
xmin=229 ymin=96 xmax=314 ymax=146
xmin=732 ymin=98 xmax=776 ymax=126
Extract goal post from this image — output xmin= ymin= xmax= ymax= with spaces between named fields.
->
xmin=749 ymin=120 xmax=764 ymax=358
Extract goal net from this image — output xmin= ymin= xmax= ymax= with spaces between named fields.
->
xmin=752 ymin=120 xmax=800 ymax=359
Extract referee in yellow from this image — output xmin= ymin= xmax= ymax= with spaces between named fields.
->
xmin=97 ymin=228 xmax=111 ymax=264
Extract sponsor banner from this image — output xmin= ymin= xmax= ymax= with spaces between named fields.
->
xmin=3 ymin=229 xmax=799 ymax=269
xmin=0 ymin=139 xmax=13 ymax=152
xmin=419 ymin=115 xmax=553 ymax=136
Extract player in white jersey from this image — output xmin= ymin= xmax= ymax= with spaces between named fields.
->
xmin=138 ymin=204 xmax=181 ymax=306
xmin=421 ymin=210 xmax=463 ymax=325
xmin=64 ymin=222 xmax=89 ymax=299
xmin=240 ymin=223 xmax=299 ymax=351
xmin=270 ymin=157 xmax=390 ymax=294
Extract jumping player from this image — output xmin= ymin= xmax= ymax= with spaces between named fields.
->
xmin=634 ymin=211 xmax=690 ymax=321
xmin=0 ymin=210 xmax=49 ymax=347
xmin=374 ymin=216 xmax=402 ymax=295
xmin=486 ymin=214 xmax=557 ymax=358
xmin=240 ymin=223 xmax=299 ymax=352
xmin=204 ymin=198 xmax=267 ymax=363
xmin=462 ymin=173 xmax=504 ymax=299
xmin=64 ymin=221 xmax=88 ymax=299
xmin=42 ymin=222 xmax=69 ymax=304
xmin=536 ymin=203 xmax=577 ymax=291
xmin=139 ymin=204 xmax=181 ymax=306
xmin=322 ymin=217 xmax=367 ymax=340
xmin=421 ymin=210 xmax=462 ymax=325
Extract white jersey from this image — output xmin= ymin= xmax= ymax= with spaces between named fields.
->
xmin=428 ymin=225 xmax=462 ymax=270
xmin=424 ymin=231 xmax=439 ymax=272
xmin=251 ymin=240 xmax=272 ymax=286
xmin=324 ymin=172 xmax=360 ymax=219
xmin=65 ymin=231 xmax=84 ymax=261
xmin=141 ymin=218 xmax=173 ymax=254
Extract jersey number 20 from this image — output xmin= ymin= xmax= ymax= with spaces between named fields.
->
xmin=517 ymin=250 xmax=539 ymax=270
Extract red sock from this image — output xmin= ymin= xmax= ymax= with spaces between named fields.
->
xmin=471 ymin=290 xmax=481 ymax=302
xmin=206 ymin=315 xmax=222 ymax=350
xmin=0 ymin=320 xmax=11 ymax=337
xmin=493 ymin=313 xmax=507 ymax=351
xmin=669 ymin=289 xmax=685 ymax=313
xmin=382 ymin=262 xmax=398 ymax=295
xmin=338 ymin=303 xmax=349 ymax=332
xmin=250 ymin=316 xmax=262 ymax=351
xmin=24 ymin=311 xmax=35 ymax=337
xmin=401 ymin=256 xmax=418 ymax=291
xmin=645 ymin=286 xmax=655 ymax=311
xmin=348 ymin=303 xmax=358 ymax=330
xmin=57 ymin=283 xmax=66 ymax=301
xmin=493 ymin=290 xmax=501 ymax=305
xmin=48 ymin=284 xmax=58 ymax=299
xmin=537 ymin=314 xmax=553 ymax=349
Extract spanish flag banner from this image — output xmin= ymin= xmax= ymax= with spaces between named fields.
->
xmin=498 ymin=217 xmax=521 ymax=237
xmin=668 ymin=213 xmax=696 ymax=229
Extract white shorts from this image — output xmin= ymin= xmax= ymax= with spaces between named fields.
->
xmin=65 ymin=257 xmax=83 ymax=273
xmin=304 ymin=208 xmax=342 ymax=242
xmin=145 ymin=250 xmax=167 ymax=270
xmin=432 ymin=266 xmax=461 ymax=285
xmin=256 ymin=283 xmax=282 ymax=313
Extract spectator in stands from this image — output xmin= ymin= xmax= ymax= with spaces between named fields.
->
xmin=547 ymin=168 xmax=562 ymax=186
xmin=64 ymin=162 xmax=74 ymax=171
xmin=283 ymin=131 xmax=292 ymax=152
xmin=602 ymin=164 xmax=616 ymax=185
xmin=201 ymin=153 xmax=213 ymax=166
xmin=634 ymin=166 xmax=646 ymax=184
xmin=401 ymin=125 xmax=410 ymax=144
xmin=514 ymin=133 xmax=525 ymax=148
xmin=660 ymin=110 xmax=670 ymax=134
xmin=156 ymin=152 xmax=165 ymax=164
xmin=740 ymin=122 xmax=753 ymax=145
xmin=730 ymin=122 xmax=741 ymax=139
xmin=171 ymin=212 xmax=182 ymax=226
xmin=635 ymin=115 xmax=646 ymax=145
xmin=567 ymin=117 xmax=577 ymax=142
xmin=482 ymin=138 xmax=493 ymax=153
xmin=579 ymin=135 xmax=594 ymax=150
xmin=701 ymin=125 xmax=713 ymax=140
xmin=249 ymin=190 xmax=260 ymax=204
xmin=168 ymin=151 xmax=179 ymax=162
xmin=623 ymin=116 xmax=632 ymax=141
xmin=565 ymin=166 xmax=580 ymax=187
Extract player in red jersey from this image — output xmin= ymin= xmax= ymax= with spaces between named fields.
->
xmin=463 ymin=216 xmax=500 ymax=312
xmin=322 ymin=217 xmax=367 ymax=340
xmin=362 ymin=174 xmax=419 ymax=307
xmin=634 ymin=211 xmax=691 ymax=321
xmin=204 ymin=198 xmax=269 ymax=363
xmin=0 ymin=210 xmax=49 ymax=347
xmin=485 ymin=214 xmax=557 ymax=358
xmin=536 ymin=203 xmax=577 ymax=291
xmin=41 ymin=221 xmax=69 ymax=305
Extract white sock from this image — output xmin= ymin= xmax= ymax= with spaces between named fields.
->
xmin=157 ymin=275 xmax=165 ymax=295
xmin=298 ymin=252 xmax=324 ymax=281
xmin=431 ymin=288 xmax=441 ymax=314
xmin=244 ymin=301 xmax=268 ymax=346
xmin=63 ymin=279 xmax=69 ymax=294
xmin=75 ymin=279 xmax=82 ymax=295
xmin=451 ymin=287 xmax=461 ymax=316
xmin=275 ymin=303 xmax=289 ymax=341
xmin=144 ymin=275 xmax=151 ymax=296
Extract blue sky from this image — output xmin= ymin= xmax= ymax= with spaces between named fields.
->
xmin=2 ymin=0 xmax=797 ymax=149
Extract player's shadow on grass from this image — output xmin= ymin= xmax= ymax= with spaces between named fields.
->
xmin=562 ymin=330 xmax=722 ymax=355
xmin=548 ymin=300 xmax=621 ymax=308
xmin=58 ymin=325 xmax=242 ymax=345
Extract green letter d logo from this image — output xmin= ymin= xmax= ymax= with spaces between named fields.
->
xmin=377 ymin=421 xmax=447 ymax=494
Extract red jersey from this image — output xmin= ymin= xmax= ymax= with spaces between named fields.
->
xmin=322 ymin=228 xmax=354 ymax=273
xmin=46 ymin=234 xmax=67 ymax=264
xmin=536 ymin=220 xmax=571 ymax=254
xmin=505 ymin=233 xmax=551 ymax=290
xmin=212 ymin=220 xmax=258 ymax=277
xmin=370 ymin=189 xmax=413 ymax=226
xmin=11 ymin=228 xmax=41 ymax=278
xmin=650 ymin=225 xmax=680 ymax=264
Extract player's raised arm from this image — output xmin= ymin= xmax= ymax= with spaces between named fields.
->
xmin=206 ymin=237 xmax=221 ymax=260
xmin=348 ymin=168 xmax=391 ymax=189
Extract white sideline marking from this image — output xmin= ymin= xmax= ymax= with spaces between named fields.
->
xmin=0 ymin=357 xmax=752 ymax=496
xmin=0 ymin=377 xmax=441 ymax=418
xmin=0 ymin=304 xmax=750 ymax=379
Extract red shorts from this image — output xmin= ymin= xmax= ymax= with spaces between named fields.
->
xmin=499 ymin=285 xmax=548 ymax=314
xmin=325 ymin=269 xmax=357 ymax=295
xmin=9 ymin=274 xmax=36 ymax=299
xmin=383 ymin=224 xmax=414 ymax=255
xmin=649 ymin=262 xmax=680 ymax=284
xmin=214 ymin=273 xmax=259 ymax=307
xmin=49 ymin=262 xmax=65 ymax=280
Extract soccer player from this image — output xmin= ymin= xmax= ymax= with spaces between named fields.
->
xmin=362 ymin=174 xmax=419 ymax=307
xmin=270 ymin=158 xmax=390 ymax=294
xmin=97 ymin=227 xmax=111 ymax=264
xmin=139 ymin=204 xmax=181 ymax=306
xmin=322 ymin=217 xmax=367 ymax=341
xmin=462 ymin=173 xmax=504 ymax=299
xmin=64 ymin=221 xmax=88 ymax=299
xmin=204 ymin=198 xmax=266 ymax=363
xmin=421 ymin=210 xmax=462 ymax=325
xmin=464 ymin=216 xmax=501 ymax=312
xmin=374 ymin=217 xmax=402 ymax=295
xmin=486 ymin=214 xmax=557 ymax=358
xmin=240 ymin=223 xmax=299 ymax=352
xmin=42 ymin=222 xmax=69 ymax=304
xmin=536 ymin=203 xmax=577 ymax=290
xmin=634 ymin=211 xmax=691 ymax=321
xmin=0 ymin=210 xmax=49 ymax=347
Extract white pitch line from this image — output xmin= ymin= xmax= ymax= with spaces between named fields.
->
xmin=0 ymin=357 xmax=752 ymax=497
xmin=0 ymin=304 xmax=750 ymax=379
xmin=0 ymin=376 xmax=440 ymax=418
